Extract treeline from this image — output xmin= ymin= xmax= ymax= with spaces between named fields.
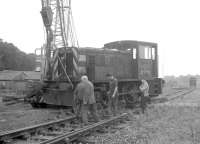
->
xmin=0 ymin=39 xmax=36 ymax=71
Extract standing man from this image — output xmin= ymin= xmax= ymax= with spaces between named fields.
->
xmin=106 ymin=73 xmax=119 ymax=116
xmin=139 ymin=79 xmax=149 ymax=113
xmin=74 ymin=75 xmax=99 ymax=125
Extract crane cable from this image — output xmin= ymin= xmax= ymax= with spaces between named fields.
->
xmin=57 ymin=55 xmax=74 ymax=89
xmin=70 ymin=12 xmax=79 ymax=48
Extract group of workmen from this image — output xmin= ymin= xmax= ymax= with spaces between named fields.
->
xmin=74 ymin=74 xmax=149 ymax=125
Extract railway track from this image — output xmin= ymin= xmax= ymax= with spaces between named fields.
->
xmin=0 ymin=88 xmax=194 ymax=143
xmin=167 ymin=88 xmax=195 ymax=101
xmin=152 ymin=88 xmax=196 ymax=106
xmin=0 ymin=113 xmax=128 ymax=144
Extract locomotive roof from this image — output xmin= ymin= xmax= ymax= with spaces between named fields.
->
xmin=78 ymin=47 xmax=130 ymax=55
xmin=104 ymin=40 xmax=157 ymax=50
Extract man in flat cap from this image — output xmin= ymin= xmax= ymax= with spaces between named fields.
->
xmin=74 ymin=75 xmax=99 ymax=124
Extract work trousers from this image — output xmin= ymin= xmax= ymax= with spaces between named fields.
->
xmin=80 ymin=103 xmax=99 ymax=124
xmin=140 ymin=94 xmax=149 ymax=113
xmin=108 ymin=96 xmax=118 ymax=116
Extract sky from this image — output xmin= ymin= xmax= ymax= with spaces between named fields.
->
xmin=0 ymin=0 xmax=200 ymax=77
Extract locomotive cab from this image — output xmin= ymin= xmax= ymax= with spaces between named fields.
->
xmin=103 ymin=40 xmax=162 ymax=96
xmin=137 ymin=43 xmax=162 ymax=96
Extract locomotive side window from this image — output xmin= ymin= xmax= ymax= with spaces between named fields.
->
xmin=132 ymin=48 xmax=136 ymax=59
xmin=139 ymin=45 xmax=145 ymax=59
xmin=152 ymin=48 xmax=155 ymax=60
xmin=105 ymin=55 xmax=110 ymax=65
xmin=145 ymin=47 xmax=152 ymax=59
xmin=79 ymin=55 xmax=86 ymax=62
xmin=78 ymin=66 xmax=86 ymax=74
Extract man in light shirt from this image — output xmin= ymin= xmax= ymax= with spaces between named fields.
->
xmin=139 ymin=79 xmax=149 ymax=113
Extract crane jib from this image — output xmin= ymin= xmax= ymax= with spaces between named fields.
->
xmin=40 ymin=0 xmax=80 ymax=81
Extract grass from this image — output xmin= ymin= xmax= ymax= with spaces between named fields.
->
xmin=88 ymin=105 xmax=200 ymax=144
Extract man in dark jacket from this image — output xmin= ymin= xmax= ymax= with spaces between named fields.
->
xmin=106 ymin=74 xmax=119 ymax=116
xmin=74 ymin=75 xmax=99 ymax=124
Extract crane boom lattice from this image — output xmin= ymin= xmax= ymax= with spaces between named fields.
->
xmin=40 ymin=0 xmax=79 ymax=84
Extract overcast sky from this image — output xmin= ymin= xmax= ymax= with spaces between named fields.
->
xmin=0 ymin=0 xmax=200 ymax=77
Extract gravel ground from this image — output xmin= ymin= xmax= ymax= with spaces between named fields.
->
xmin=87 ymin=105 xmax=200 ymax=144
xmin=87 ymin=88 xmax=200 ymax=144
xmin=1 ymin=87 xmax=200 ymax=144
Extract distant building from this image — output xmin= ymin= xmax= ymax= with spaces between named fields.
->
xmin=189 ymin=77 xmax=197 ymax=88
xmin=24 ymin=71 xmax=41 ymax=81
xmin=0 ymin=70 xmax=41 ymax=81
xmin=0 ymin=70 xmax=41 ymax=96
xmin=0 ymin=70 xmax=27 ymax=80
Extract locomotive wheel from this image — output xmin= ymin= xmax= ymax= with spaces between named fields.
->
xmin=124 ymin=92 xmax=139 ymax=108
xmin=94 ymin=91 xmax=105 ymax=115
xmin=30 ymin=102 xmax=39 ymax=108
xmin=30 ymin=102 xmax=47 ymax=108
xmin=118 ymin=98 xmax=126 ymax=111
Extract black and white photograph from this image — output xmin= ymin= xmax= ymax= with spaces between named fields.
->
xmin=0 ymin=0 xmax=200 ymax=143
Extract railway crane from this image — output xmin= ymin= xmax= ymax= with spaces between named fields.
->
xmin=28 ymin=0 xmax=80 ymax=108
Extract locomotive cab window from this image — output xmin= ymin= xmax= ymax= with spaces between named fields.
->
xmin=132 ymin=48 xmax=136 ymax=59
xmin=78 ymin=66 xmax=86 ymax=74
xmin=105 ymin=56 xmax=110 ymax=65
xmin=144 ymin=47 xmax=152 ymax=59
xmin=139 ymin=45 xmax=155 ymax=60
xmin=79 ymin=54 xmax=86 ymax=62
xmin=152 ymin=48 xmax=156 ymax=60
xmin=139 ymin=45 xmax=145 ymax=59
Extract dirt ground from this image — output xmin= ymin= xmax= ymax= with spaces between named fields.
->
xmin=0 ymin=102 xmax=71 ymax=132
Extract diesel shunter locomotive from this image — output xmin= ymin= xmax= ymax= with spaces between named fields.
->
xmin=28 ymin=40 xmax=162 ymax=108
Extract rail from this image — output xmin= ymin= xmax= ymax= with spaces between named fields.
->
xmin=167 ymin=88 xmax=195 ymax=101
xmin=0 ymin=116 xmax=76 ymax=142
xmin=40 ymin=113 xmax=128 ymax=144
xmin=151 ymin=88 xmax=195 ymax=104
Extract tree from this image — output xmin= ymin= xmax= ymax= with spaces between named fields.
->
xmin=0 ymin=39 xmax=36 ymax=71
